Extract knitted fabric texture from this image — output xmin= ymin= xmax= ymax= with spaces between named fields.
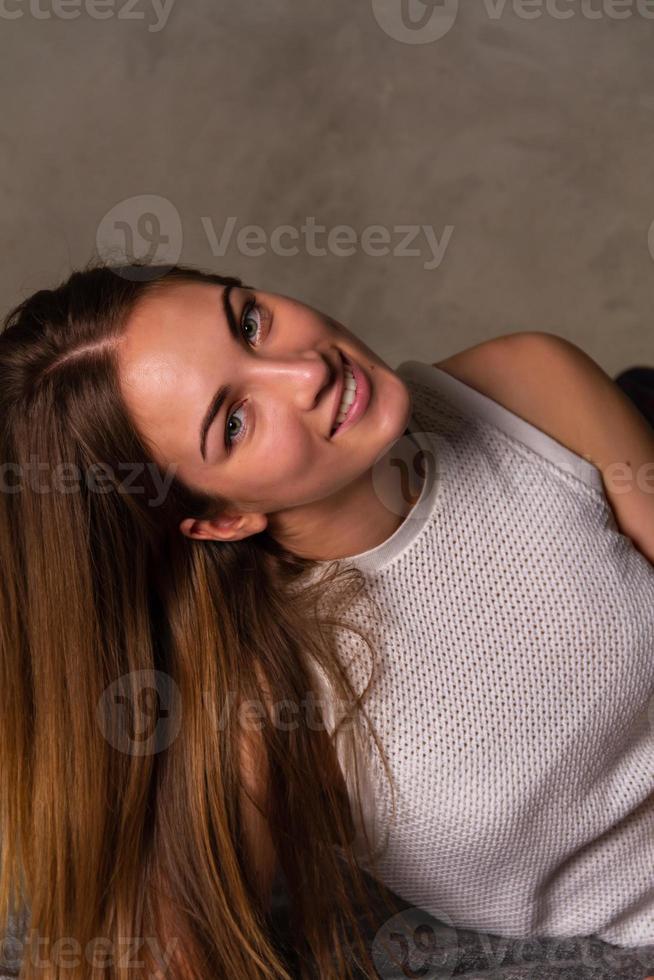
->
xmin=312 ymin=360 xmax=654 ymax=948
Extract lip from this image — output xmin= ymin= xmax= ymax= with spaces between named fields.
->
xmin=328 ymin=350 xmax=346 ymax=435
xmin=329 ymin=348 xmax=371 ymax=438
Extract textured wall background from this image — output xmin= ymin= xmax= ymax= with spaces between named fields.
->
xmin=2 ymin=5 xmax=654 ymax=977
xmin=1 ymin=1 xmax=653 ymax=376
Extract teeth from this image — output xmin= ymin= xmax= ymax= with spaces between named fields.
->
xmin=333 ymin=365 xmax=357 ymax=429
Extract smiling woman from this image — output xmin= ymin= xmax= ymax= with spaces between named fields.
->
xmin=0 ymin=259 xmax=410 ymax=980
xmin=116 ymin=271 xmax=412 ymax=561
xmin=1 ymin=259 xmax=654 ymax=980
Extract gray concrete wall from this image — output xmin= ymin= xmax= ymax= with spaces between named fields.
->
xmin=1 ymin=0 xmax=653 ymax=376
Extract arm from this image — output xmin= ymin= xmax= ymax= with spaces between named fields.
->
xmin=434 ymin=331 xmax=654 ymax=566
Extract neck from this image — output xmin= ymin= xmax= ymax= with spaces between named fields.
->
xmin=266 ymin=438 xmax=424 ymax=563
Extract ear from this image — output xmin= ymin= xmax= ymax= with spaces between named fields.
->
xmin=179 ymin=510 xmax=268 ymax=543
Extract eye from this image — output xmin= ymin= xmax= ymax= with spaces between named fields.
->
xmin=224 ymin=298 xmax=267 ymax=450
xmin=225 ymin=401 xmax=248 ymax=448
xmin=240 ymin=298 xmax=263 ymax=346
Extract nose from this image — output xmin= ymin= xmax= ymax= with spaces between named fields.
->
xmin=244 ymin=350 xmax=334 ymax=410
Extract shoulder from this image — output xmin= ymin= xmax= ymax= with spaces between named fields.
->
xmin=433 ymin=332 xmax=587 ymax=452
xmin=433 ymin=331 xmax=654 ymax=566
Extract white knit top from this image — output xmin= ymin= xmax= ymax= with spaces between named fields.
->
xmin=312 ymin=359 xmax=654 ymax=947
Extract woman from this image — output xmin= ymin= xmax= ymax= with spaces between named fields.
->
xmin=1 ymin=260 xmax=653 ymax=980
xmin=0 ymin=259 xmax=420 ymax=980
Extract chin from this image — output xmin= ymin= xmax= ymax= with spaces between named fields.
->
xmin=372 ymin=372 xmax=413 ymax=462
xmin=387 ymin=368 xmax=413 ymax=429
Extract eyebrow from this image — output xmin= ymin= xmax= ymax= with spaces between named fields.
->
xmin=199 ymin=285 xmax=241 ymax=461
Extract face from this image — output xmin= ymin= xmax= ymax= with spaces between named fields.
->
xmin=117 ymin=280 xmax=411 ymax=540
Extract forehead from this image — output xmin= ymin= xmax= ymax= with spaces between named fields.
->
xmin=123 ymin=280 xmax=224 ymax=357
xmin=117 ymin=280 xmax=228 ymax=464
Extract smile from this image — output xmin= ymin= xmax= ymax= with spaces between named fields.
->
xmin=330 ymin=350 xmax=371 ymax=437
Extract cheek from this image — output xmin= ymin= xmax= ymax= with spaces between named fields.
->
xmin=252 ymin=419 xmax=319 ymax=494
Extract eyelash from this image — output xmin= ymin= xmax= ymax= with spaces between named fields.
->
xmin=225 ymin=298 xmax=266 ymax=450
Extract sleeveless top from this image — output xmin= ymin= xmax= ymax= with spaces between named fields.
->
xmin=311 ymin=360 xmax=654 ymax=947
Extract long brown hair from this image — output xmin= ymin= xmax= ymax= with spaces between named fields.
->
xmin=0 ymin=259 xmax=402 ymax=979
